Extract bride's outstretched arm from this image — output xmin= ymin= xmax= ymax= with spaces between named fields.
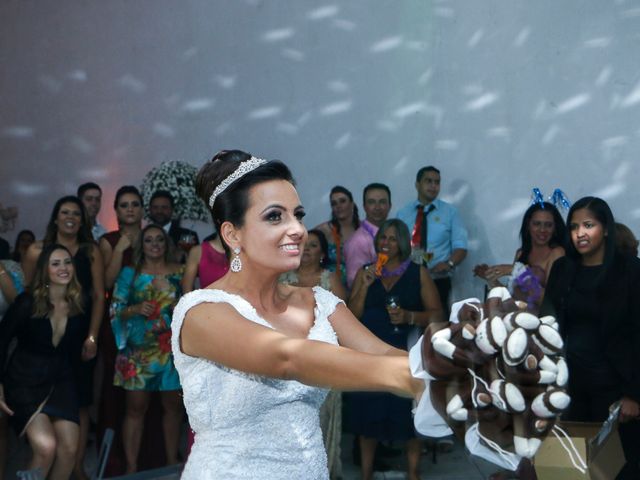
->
xmin=327 ymin=303 xmax=407 ymax=356
xmin=180 ymin=302 xmax=416 ymax=397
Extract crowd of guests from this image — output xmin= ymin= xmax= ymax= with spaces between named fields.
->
xmin=0 ymin=162 xmax=639 ymax=479
xmin=0 ymin=184 xmax=203 ymax=479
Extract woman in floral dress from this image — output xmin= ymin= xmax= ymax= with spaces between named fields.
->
xmin=110 ymin=224 xmax=184 ymax=473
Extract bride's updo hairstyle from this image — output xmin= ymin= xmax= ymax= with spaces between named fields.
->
xmin=196 ymin=149 xmax=295 ymax=257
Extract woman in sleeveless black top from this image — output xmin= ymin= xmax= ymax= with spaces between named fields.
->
xmin=1 ymin=244 xmax=87 ymax=479
xmin=22 ymin=196 xmax=105 ymax=480
xmin=348 ymin=219 xmax=443 ymax=480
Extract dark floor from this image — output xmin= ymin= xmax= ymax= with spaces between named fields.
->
xmin=340 ymin=434 xmax=498 ymax=479
xmin=6 ymin=426 xmax=501 ymax=479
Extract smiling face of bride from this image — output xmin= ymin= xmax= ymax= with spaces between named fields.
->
xmin=223 ymin=179 xmax=308 ymax=275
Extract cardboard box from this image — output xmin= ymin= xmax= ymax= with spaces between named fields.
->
xmin=534 ymin=418 xmax=624 ymax=480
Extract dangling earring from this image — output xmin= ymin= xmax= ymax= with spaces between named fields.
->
xmin=230 ymin=247 xmax=242 ymax=272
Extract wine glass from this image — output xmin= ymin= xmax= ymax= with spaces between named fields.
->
xmin=178 ymin=232 xmax=197 ymax=253
xmin=386 ymin=294 xmax=401 ymax=333
xmin=422 ymin=251 xmax=434 ymax=266
xmin=410 ymin=247 xmax=424 ymax=265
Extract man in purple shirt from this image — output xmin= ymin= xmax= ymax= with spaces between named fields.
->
xmin=344 ymin=183 xmax=392 ymax=288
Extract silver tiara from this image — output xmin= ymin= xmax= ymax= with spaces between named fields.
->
xmin=208 ymin=156 xmax=268 ymax=208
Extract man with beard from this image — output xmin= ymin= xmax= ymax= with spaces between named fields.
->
xmin=78 ymin=182 xmax=106 ymax=241
xmin=148 ymin=190 xmax=199 ymax=263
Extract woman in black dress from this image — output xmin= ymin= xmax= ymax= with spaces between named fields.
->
xmin=0 ymin=244 xmax=87 ymax=479
xmin=22 ymin=196 xmax=104 ymax=480
xmin=542 ymin=197 xmax=640 ymax=479
xmin=348 ymin=219 xmax=443 ymax=480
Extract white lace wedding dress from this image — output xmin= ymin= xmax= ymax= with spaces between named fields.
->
xmin=171 ymin=286 xmax=341 ymax=479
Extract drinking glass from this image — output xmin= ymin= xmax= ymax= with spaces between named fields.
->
xmin=178 ymin=232 xmax=197 ymax=253
xmin=386 ymin=294 xmax=401 ymax=333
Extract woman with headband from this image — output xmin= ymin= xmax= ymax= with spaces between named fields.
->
xmin=475 ymin=197 xmax=567 ymax=308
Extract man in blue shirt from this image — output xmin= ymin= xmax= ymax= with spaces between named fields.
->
xmin=396 ymin=166 xmax=468 ymax=315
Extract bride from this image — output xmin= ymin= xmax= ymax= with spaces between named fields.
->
xmin=171 ymin=150 xmax=422 ymax=479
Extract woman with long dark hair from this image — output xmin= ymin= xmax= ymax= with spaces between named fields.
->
xmin=0 ymin=244 xmax=87 ymax=479
xmin=541 ymin=197 xmax=640 ymax=479
xmin=22 ymin=198 xmax=104 ymax=355
xmin=314 ymin=185 xmax=360 ymax=284
xmin=21 ymin=196 xmax=105 ymax=480
xmin=100 ymin=186 xmax=144 ymax=290
xmin=475 ymin=201 xmax=566 ymax=306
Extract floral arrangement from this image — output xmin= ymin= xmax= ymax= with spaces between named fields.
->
xmin=140 ymin=160 xmax=209 ymax=221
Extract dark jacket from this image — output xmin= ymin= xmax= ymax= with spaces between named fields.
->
xmin=541 ymin=254 xmax=640 ymax=402
xmin=166 ymin=221 xmax=199 ymax=264
xmin=0 ymin=293 xmax=85 ymax=434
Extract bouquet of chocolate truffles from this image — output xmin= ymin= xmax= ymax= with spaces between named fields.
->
xmin=412 ymin=286 xmax=571 ymax=476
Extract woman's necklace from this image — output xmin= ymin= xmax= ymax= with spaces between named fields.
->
xmin=381 ymin=259 xmax=411 ymax=278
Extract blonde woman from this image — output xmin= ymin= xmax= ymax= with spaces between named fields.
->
xmin=0 ymin=244 xmax=86 ymax=480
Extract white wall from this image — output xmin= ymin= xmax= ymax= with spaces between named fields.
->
xmin=2 ymin=0 xmax=640 ymax=300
